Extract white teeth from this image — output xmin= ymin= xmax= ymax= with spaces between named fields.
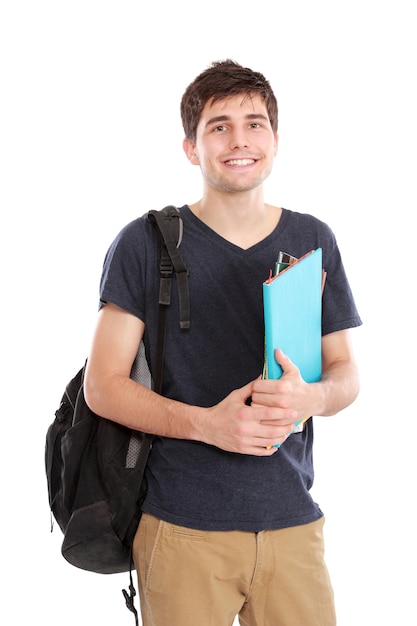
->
xmin=226 ymin=159 xmax=255 ymax=166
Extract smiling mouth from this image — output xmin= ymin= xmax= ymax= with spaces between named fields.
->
xmin=224 ymin=158 xmax=256 ymax=166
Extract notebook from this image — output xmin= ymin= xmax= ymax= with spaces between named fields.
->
xmin=263 ymin=248 xmax=323 ymax=383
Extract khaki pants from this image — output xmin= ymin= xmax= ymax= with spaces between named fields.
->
xmin=133 ymin=512 xmax=336 ymax=626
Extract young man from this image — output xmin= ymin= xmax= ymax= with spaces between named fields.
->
xmin=84 ymin=60 xmax=362 ymax=626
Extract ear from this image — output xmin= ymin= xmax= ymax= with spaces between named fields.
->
xmin=183 ymin=137 xmax=199 ymax=164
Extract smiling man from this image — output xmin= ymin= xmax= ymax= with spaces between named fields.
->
xmin=186 ymin=96 xmax=277 ymax=194
xmin=84 ymin=60 xmax=362 ymax=626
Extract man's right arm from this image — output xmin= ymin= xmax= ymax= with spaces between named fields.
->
xmin=84 ymin=302 xmax=200 ymax=440
xmin=84 ymin=303 xmax=294 ymax=454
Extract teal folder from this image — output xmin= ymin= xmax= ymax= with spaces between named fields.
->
xmin=263 ymin=248 xmax=323 ymax=382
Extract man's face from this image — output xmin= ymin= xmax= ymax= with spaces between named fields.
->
xmin=184 ymin=93 xmax=278 ymax=194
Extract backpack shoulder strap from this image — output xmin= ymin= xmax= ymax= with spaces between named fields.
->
xmin=148 ymin=206 xmax=190 ymax=330
xmin=147 ymin=206 xmax=190 ymax=395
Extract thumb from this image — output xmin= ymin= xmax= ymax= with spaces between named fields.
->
xmin=274 ymin=348 xmax=298 ymax=375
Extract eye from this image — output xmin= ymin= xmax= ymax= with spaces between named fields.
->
xmin=249 ymin=122 xmax=262 ymax=129
xmin=213 ymin=124 xmax=227 ymax=132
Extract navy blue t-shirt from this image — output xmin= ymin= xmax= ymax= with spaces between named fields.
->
xmin=99 ymin=205 xmax=362 ymax=531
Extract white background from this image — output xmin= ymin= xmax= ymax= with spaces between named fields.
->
xmin=1 ymin=1 xmax=416 ymax=624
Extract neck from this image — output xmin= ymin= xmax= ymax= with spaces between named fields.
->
xmin=189 ymin=192 xmax=282 ymax=249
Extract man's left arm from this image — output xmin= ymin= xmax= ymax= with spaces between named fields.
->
xmin=251 ymin=329 xmax=360 ymax=425
xmin=313 ymin=328 xmax=360 ymax=416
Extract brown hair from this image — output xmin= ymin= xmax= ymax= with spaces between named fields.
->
xmin=180 ymin=60 xmax=278 ymax=142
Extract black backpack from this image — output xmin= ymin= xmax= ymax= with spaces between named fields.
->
xmin=45 ymin=206 xmax=189 ymax=622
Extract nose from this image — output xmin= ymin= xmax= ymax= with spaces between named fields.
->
xmin=229 ymin=127 xmax=250 ymax=150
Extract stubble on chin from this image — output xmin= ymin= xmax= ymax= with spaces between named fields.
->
xmin=204 ymin=164 xmax=273 ymax=194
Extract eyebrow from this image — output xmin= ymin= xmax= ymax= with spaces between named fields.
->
xmin=204 ymin=113 xmax=269 ymax=128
